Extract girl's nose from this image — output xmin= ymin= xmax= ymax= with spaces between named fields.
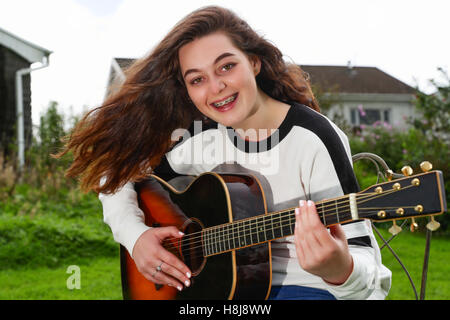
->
xmin=209 ymin=76 xmax=226 ymax=94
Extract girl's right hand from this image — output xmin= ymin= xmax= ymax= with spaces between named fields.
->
xmin=131 ymin=227 xmax=192 ymax=291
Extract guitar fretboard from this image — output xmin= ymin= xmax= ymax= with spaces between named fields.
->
xmin=202 ymin=195 xmax=354 ymax=257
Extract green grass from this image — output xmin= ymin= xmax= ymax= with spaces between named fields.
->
xmin=1 ymin=181 xmax=448 ymax=300
xmin=0 ymin=256 xmax=122 ymax=300
xmin=1 ymin=228 xmax=448 ymax=300
xmin=375 ymin=227 xmax=450 ymax=300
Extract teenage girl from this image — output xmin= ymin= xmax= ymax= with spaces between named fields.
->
xmin=60 ymin=6 xmax=391 ymax=300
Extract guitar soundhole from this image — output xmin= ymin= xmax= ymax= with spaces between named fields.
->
xmin=181 ymin=219 xmax=206 ymax=276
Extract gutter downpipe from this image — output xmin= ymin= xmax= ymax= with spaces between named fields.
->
xmin=15 ymin=55 xmax=50 ymax=171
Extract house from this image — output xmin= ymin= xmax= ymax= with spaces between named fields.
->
xmin=0 ymin=27 xmax=51 ymax=159
xmin=105 ymin=58 xmax=417 ymax=128
xmin=301 ymin=64 xmax=417 ymax=129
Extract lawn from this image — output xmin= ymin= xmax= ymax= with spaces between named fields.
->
xmin=0 ymin=179 xmax=448 ymax=300
xmin=374 ymin=227 xmax=450 ymax=300
xmin=0 ymin=257 xmax=122 ymax=300
xmin=0 ymin=227 xmax=448 ymax=300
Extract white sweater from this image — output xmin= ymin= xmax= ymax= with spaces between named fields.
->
xmin=99 ymin=102 xmax=391 ymax=300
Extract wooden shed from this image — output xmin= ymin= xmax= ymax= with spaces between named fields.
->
xmin=0 ymin=27 xmax=51 ymax=159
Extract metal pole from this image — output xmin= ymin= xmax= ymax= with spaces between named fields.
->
xmin=15 ymin=70 xmax=25 ymax=170
xmin=420 ymin=228 xmax=432 ymax=300
xmin=15 ymin=57 xmax=50 ymax=171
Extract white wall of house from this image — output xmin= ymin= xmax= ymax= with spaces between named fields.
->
xmin=326 ymin=93 xmax=416 ymax=129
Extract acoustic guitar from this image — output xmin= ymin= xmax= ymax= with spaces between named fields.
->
xmin=120 ymin=166 xmax=447 ymax=300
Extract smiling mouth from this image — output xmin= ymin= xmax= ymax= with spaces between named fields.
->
xmin=211 ymin=93 xmax=238 ymax=108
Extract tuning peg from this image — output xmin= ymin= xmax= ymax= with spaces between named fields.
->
xmin=389 ymin=221 xmax=402 ymax=235
xmin=420 ymin=161 xmax=433 ymax=172
xmin=386 ymin=169 xmax=394 ymax=181
xmin=426 ymin=216 xmax=440 ymax=231
xmin=410 ymin=218 xmax=419 ymax=232
xmin=401 ymin=166 xmax=413 ymax=176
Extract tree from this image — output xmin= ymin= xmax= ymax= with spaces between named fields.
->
xmin=412 ymin=67 xmax=450 ymax=137
xmin=410 ymin=67 xmax=450 ymax=231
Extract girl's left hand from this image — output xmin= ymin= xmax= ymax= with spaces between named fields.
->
xmin=294 ymin=200 xmax=354 ymax=285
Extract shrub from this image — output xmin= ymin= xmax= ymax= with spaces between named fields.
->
xmin=350 ymin=123 xmax=449 ymax=233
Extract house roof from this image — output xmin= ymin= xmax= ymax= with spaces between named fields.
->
xmin=108 ymin=57 xmax=416 ymax=95
xmin=0 ymin=27 xmax=52 ymax=63
xmin=300 ymin=64 xmax=416 ymax=94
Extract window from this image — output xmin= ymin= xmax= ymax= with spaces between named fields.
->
xmin=351 ymin=106 xmax=390 ymax=126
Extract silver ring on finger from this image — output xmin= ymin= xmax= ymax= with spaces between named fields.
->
xmin=156 ymin=262 xmax=164 ymax=272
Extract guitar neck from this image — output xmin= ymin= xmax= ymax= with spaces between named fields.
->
xmin=200 ymin=170 xmax=446 ymax=257
xmin=202 ymin=194 xmax=354 ymax=257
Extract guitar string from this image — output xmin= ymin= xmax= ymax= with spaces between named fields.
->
xmin=173 ymin=206 xmax=407 ymax=257
xmin=161 ymin=184 xmax=413 ymax=249
xmin=164 ymin=208 xmax=351 ymax=259
xmin=161 ymin=193 xmax=355 ymax=248
xmin=162 ymin=206 xmax=411 ymax=261
xmin=160 ymin=185 xmax=415 ymax=252
xmin=162 ymin=183 xmax=419 ymax=258
xmin=161 ymin=190 xmax=376 ymax=246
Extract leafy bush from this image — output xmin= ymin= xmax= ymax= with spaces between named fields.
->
xmin=0 ymin=102 xmax=117 ymax=270
xmin=0 ymin=213 xmax=117 ymax=270
xmin=349 ymin=123 xmax=449 ymax=233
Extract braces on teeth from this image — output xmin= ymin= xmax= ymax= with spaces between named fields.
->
xmin=213 ymin=94 xmax=236 ymax=107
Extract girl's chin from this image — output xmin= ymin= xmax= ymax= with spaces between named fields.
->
xmin=215 ymin=116 xmax=247 ymax=128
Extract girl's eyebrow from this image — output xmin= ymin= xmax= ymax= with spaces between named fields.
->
xmin=183 ymin=52 xmax=236 ymax=79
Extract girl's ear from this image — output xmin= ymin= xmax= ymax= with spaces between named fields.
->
xmin=249 ymin=55 xmax=261 ymax=76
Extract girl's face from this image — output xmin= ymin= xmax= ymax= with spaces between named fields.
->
xmin=178 ymin=32 xmax=261 ymax=128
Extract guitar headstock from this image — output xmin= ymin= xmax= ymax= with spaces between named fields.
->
xmin=357 ymin=162 xmax=447 ymax=234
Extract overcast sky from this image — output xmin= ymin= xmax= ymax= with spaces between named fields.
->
xmin=1 ymin=0 xmax=449 ymax=125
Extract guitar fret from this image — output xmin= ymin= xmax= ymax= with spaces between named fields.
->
xmin=282 ymin=211 xmax=293 ymax=236
xmin=204 ymin=229 xmax=209 ymax=256
xmin=210 ymin=228 xmax=215 ymax=255
xmin=204 ymin=229 xmax=208 ymax=256
xmin=260 ymin=216 xmax=267 ymax=242
xmin=244 ymin=220 xmax=249 ymax=246
xmin=242 ymin=220 xmax=247 ymax=247
xmin=255 ymin=216 xmax=260 ymax=243
xmin=214 ymin=228 xmax=219 ymax=254
xmin=219 ymin=227 xmax=224 ymax=252
xmin=335 ymin=199 xmax=340 ymax=223
xmin=226 ymin=224 xmax=231 ymax=251
xmin=270 ymin=215 xmax=275 ymax=240
xmin=289 ymin=210 xmax=294 ymax=235
xmin=222 ymin=225 xmax=226 ymax=252
xmin=278 ymin=212 xmax=283 ymax=238
xmin=208 ymin=228 xmax=213 ymax=255
xmin=321 ymin=203 xmax=326 ymax=225
xmin=238 ymin=221 xmax=244 ymax=247
xmin=250 ymin=219 xmax=257 ymax=245
xmin=235 ymin=222 xmax=240 ymax=247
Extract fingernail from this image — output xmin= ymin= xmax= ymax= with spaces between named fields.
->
xmin=295 ymin=207 xmax=300 ymax=215
xmin=307 ymin=200 xmax=313 ymax=207
xmin=299 ymin=200 xmax=305 ymax=207
xmin=179 ymin=231 xmax=184 ymax=236
xmin=177 ymin=286 xmax=183 ymax=291
xmin=186 ymin=272 xmax=191 ymax=278
xmin=185 ymin=280 xmax=190 ymax=287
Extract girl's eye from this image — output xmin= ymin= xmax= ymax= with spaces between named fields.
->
xmin=221 ymin=63 xmax=235 ymax=72
xmin=190 ymin=77 xmax=203 ymax=85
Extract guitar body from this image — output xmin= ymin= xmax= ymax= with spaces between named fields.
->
xmin=120 ymin=172 xmax=272 ymax=300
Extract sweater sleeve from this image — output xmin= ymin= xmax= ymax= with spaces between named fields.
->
xmin=308 ymin=130 xmax=392 ymax=300
xmin=99 ymin=182 xmax=151 ymax=257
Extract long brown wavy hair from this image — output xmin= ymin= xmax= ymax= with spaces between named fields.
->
xmin=58 ymin=5 xmax=319 ymax=194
